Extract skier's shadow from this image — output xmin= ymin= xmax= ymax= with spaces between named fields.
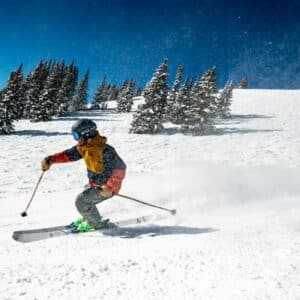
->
xmin=99 ymin=225 xmax=219 ymax=239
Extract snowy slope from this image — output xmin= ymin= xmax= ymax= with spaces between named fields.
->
xmin=0 ymin=89 xmax=300 ymax=299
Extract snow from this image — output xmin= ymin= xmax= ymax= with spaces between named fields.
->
xmin=1 ymin=89 xmax=300 ymax=299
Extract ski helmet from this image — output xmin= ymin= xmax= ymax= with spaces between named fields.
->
xmin=71 ymin=119 xmax=97 ymax=140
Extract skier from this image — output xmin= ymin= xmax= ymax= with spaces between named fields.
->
xmin=41 ymin=119 xmax=126 ymax=232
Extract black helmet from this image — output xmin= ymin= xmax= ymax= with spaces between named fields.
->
xmin=71 ymin=119 xmax=97 ymax=140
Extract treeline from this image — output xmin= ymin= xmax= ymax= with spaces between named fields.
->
xmin=0 ymin=58 xmax=237 ymax=136
xmin=92 ymin=77 xmax=139 ymax=111
xmin=0 ymin=61 xmax=84 ymax=134
xmin=0 ymin=60 xmax=141 ymax=134
xmin=130 ymin=59 xmax=233 ymax=135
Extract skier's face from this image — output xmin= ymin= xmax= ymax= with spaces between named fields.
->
xmin=78 ymin=136 xmax=92 ymax=146
xmin=72 ymin=130 xmax=92 ymax=146
xmin=78 ymin=136 xmax=87 ymax=146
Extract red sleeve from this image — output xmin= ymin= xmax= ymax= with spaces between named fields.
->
xmin=105 ymin=169 xmax=126 ymax=193
xmin=50 ymin=151 xmax=73 ymax=163
xmin=50 ymin=146 xmax=82 ymax=164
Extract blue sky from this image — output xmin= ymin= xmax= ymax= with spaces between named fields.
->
xmin=0 ymin=0 xmax=299 ymax=99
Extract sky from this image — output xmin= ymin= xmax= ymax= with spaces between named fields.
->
xmin=0 ymin=0 xmax=299 ymax=99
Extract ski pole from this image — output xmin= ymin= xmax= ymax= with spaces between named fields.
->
xmin=116 ymin=193 xmax=176 ymax=215
xmin=20 ymin=171 xmax=45 ymax=217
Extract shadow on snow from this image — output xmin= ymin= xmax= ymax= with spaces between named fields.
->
xmin=163 ymin=113 xmax=279 ymax=136
xmin=226 ymin=113 xmax=274 ymax=120
xmin=50 ymin=109 xmax=122 ymax=122
xmin=12 ymin=110 xmax=123 ymax=137
xmin=99 ymin=225 xmax=219 ymax=239
xmin=216 ymin=114 xmax=275 ymax=126
xmin=12 ymin=130 xmax=70 ymax=137
xmin=215 ymin=128 xmax=282 ymax=135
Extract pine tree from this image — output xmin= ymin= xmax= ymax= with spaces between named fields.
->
xmin=217 ymin=80 xmax=233 ymax=117
xmin=135 ymin=86 xmax=143 ymax=97
xmin=12 ymin=64 xmax=24 ymax=118
xmin=91 ymin=76 xmax=108 ymax=109
xmin=201 ymin=66 xmax=219 ymax=117
xmin=170 ymin=77 xmax=192 ymax=125
xmin=180 ymin=67 xmax=218 ymax=135
xmin=130 ymin=59 xmax=168 ymax=134
xmin=0 ymin=65 xmax=23 ymax=134
xmin=27 ymin=61 xmax=50 ymax=122
xmin=19 ymin=73 xmax=31 ymax=118
xmin=22 ymin=71 xmax=34 ymax=119
xmin=56 ymin=62 xmax=78 ymax=115
xmin=129 ymin=78 xmax=136 ymax=94
xmin=117 ymin=79 xmax=135 ymax=112
xmin=107 ymin=84 xmax=119 ymax=101
xmin=104 ymin=84 xmax=112 ymax=101
xmin=38 ymin=62 xmax=64 ymax=121
xmin=166 ymin=64 xmax=184 ymax=122
xmin=119 ymin=80 xmax=129 ymax=94
xmin=72 ymin=69 xmax=89 ymax=111
xmin=239 ymin=76 xmax=248 ymax=89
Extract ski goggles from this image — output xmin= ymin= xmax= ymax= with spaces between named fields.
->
xmin=72 ymin=131 xmax=80 ymax=141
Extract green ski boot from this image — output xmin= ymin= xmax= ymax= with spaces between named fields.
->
xmin=76 ymin=220 xmax=94 ymax=232
xmin=71 ymin=218 xmax=111 ymax=233
xmin=72 ymin=217 xmax=85 ymax=228
xmin=70 ymin=218 xmax=93 ymax=232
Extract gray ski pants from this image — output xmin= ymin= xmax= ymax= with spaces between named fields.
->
xmin=75 ymin=186 xmax=111 ymax=228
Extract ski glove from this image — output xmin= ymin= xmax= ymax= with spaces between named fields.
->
xmin=41 ymin=156 xmax=52 ymax=171
xmin=100 ymin=185 xmax=113 ymax=198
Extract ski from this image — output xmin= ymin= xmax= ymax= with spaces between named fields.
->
xmin=12 ymin=213 xmax=167 ymax=243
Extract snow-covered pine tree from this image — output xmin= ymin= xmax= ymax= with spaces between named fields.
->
xmin=22 ymin=72 xmax=34 ymax=119
xmin=19 ymin=73 xmax=31 ymax=119
xmin=170 ymin=77 xmax=192 ymax=125
xmin=180 ymin=67 xmax=218 ymax=135
xmin=217 ymin=80 xmax=233 ymax=118
xmin=27 ymin=61 xmax=50 ymax=122
xmin=106 ymin=85 xmax=112 ymax=102
xmin=135 ymin=86 xmax=143 ymax=97
xmin=37 ymin=62 xmax=64 ymax=121
xmin=239 ymin=76 xmax=248 ymax=89
xmin=107 ymin=84 xmax=119 ymax=101
xmin=55 ymin=63 xmax=69 ymax=115
xmin=56 ymin=62 xmax=78 ymax=115
xmin=129 ymin=78 xmax=136 ymax=94
xmin=91 ymin=76 xmax=108 ymax=110
xmin=0 ymin=65 xmax=24 ymax=134
xmin=104 ymin=84 xmax=112 ymax=101
xmin=118 ymin=80 xmax=129 ymax=97
xmin=72 ymin=69 xmax=89 ymax=111
xmin=198 ymin=66 xmax=218 ymax=118
xmin=188 ymin=77 xmax=194 ymax=89
xmin=46 ymin=60 xmax=55 ymax=74
xmin=166 ymin=64 xmax=184 ymax=122
xmin=11 ymin=64 xmax=24 ymax=119
xmin=129 ymin=59 xmax=168 ymax=134
xmin=116 ymin=79 xmax=135 ymax=112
